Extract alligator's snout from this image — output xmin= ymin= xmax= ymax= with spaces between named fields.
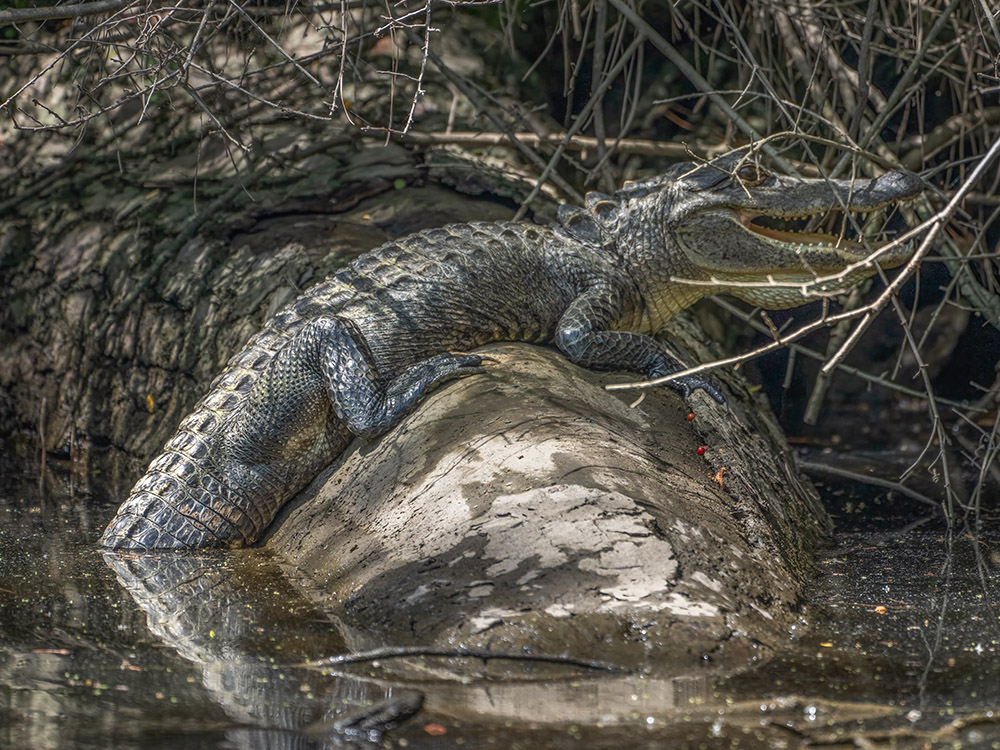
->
xmin=663 ymin=161 xmax=925 ymax=312
xmin=876 ymin=169 xmax=924 ymax=200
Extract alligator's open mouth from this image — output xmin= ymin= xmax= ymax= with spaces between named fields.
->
xmin=668 ymin=163 xmax=923 ymax=309
xmin=736 ymin=208 xmax=881 ymax=254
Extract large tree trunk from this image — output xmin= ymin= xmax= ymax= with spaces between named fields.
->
xmin=4 ymin=132 xmax=828 ymax=676
xmin=269 ymin=340 xmax=828 ymax=672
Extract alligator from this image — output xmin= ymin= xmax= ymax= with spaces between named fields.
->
xmin=100 ymin=152 xmax=924 ymax=550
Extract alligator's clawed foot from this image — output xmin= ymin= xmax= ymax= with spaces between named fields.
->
xmin=419 ymin=352 xmax=487 ymax=383
xmin=671 ymin=374 xmax=727 ymax=406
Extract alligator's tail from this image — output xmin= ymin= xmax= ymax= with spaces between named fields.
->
xmin=100 ymin=489 xmax=239 ymax=550
xmin=100 ymin=436 xmax=256 ymax=550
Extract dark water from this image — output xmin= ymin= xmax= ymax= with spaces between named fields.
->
xmin=2 ymin=461 xmax=999 ymax=749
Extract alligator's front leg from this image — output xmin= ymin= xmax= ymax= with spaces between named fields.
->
xmin=555 ymin=284 xmax=725 ymax=403
xmin=101 ymin=317 xmax=484 ymax=550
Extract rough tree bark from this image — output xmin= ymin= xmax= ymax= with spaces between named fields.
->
xmin=1 ymin=136 xmax=513 ymax=471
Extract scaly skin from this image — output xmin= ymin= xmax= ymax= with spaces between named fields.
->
xmin=101 ymin=153 xmax=924 ymax=549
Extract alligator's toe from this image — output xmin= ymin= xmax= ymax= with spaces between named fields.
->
xmin=670 ymin=374 xmax=726 ymax=406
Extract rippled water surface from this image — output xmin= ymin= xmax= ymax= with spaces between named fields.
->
xmin=2 ymin=461 xmax=999 ymax=749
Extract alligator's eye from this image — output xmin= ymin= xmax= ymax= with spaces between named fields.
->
xmin=736 ymin=164 xmax=768 ymax=186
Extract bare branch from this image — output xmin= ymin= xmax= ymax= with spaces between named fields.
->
xmin=0 ymin=0 xmax=135 ymax=24
xmin=823 ymin=133 xmax=1000 ymax=373
xmin=395 ymin=130 xmax=725 ymax=158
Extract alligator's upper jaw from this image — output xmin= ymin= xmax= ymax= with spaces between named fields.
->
xmin=738 ymin=170 xmax=922 ymax=268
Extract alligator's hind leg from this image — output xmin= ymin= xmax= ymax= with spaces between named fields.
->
xmin=222 ymin=316 xmax=484 ymax=461
xmin=219 ymin=316 xmax=484 ymax=531
xmin=309 ymin=317 xmax=485 ymax=439
xmin=102 ymin=316 xmax=484 ymax=551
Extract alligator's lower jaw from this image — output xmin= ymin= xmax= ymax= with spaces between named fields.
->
xmin=742 ymin=222 xmax=865 ymax=251
xmin=733 ymin=211 xmax=912 ymax=270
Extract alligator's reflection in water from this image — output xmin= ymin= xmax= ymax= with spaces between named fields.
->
xmin=103 ymin=549 xmax=722 ymax=746
xmin=105 ymin=551 xmax=425 ymax=748
xmin=5 ymin=467 xmax=1000 ymax=749
xmin=101 ymin=531 xmax=1000 ymax=749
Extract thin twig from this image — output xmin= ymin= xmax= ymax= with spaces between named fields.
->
xmin=513 ymin=32 xmax=646 ymax=220
xmin=605 ymin=304 xmax=859 ymax=392
xmin=305 ymin=646 xmax=628 ymax=672
xmin=607 ymin=0 xmax=795 ymax=174
xmin=823 ymin=132 xmax=1000 ymax=374
xmin=224 ymin=0 xmax=323 ymax=87
xmin=416 ymin=40 xmax=584 ymax=203
xmin=395 ymin=130 xmax=716 ymax=158
xmin=707 ymin=297 xmax=981 ymax=412
xmin=0 ymin=0 xmax=134 ymax=24
xmin=797 ymin=460 xmax=941 ymax=509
